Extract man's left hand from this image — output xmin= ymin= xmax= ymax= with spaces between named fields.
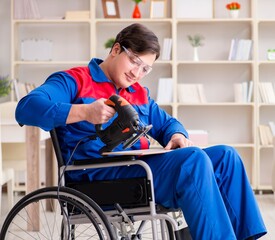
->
xmin=164 ymin=133 xmax=194 ymax=150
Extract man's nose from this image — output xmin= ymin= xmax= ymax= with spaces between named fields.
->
xmin=131 ymin=65 xmax=142 ymax=77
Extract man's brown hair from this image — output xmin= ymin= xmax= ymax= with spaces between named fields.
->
xmin=114 ymin=23 xmax=160 ymax=60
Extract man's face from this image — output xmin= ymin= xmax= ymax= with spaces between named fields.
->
xmin=109 ymin=44 xmax=156 ymax=89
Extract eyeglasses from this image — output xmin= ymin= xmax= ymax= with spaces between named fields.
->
xmin=122 ymin=46 xmax=153 ymax=76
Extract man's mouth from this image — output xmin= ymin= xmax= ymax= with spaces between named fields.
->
xmin=125 ymin=73 xmax=136 ymax=82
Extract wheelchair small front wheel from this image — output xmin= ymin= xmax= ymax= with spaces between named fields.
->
xmin=0 ymin=186 xmax=116 ymax=240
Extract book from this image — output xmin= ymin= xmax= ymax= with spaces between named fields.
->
xmin=176 ymin=0 xmax=213 ymax=19
xmin=14 ymin=0 xmax=40 ymax=19
xmin=65 ymin=11 xmax=90 ymax=20
xmin=178 ymin=84 xmax=207 ymax=103
xmin=265 ymin=125 xmax=273 ymax=144
xmin=258 ymin=125 xmax=273 ymax=145
xmin=268 ymin=121 xmax=275 ymax=136
xmin=12 ymin=79 xmax=28 ymax=101
xmin=18 ymin=82 xmax=28 ymax=99
xmin=197 ymin=84 xmax=207 ymax=103
xmin=187 ymin=129 xmax=208 ymax=146
xmin=12 ymin=79 xmax=20 ymax=101
xmin=228 ymin=39 xmax=238 ymax=60
xmin=178 ymin=84 xmax=200 ymax=103
xmin=247 ymin=80 xmax=254 ymax=102
xmin=258 ymin=82 xmax=267 ymax=103
xmin=161 ymin=38 xmax=172 ymax=60
xmin=263 ymin=82 xmax=275 ymax=103
xmin=258 ymin=82 xmax=275 ymax=103
xmin=234 ymin=83 xmax=243 ymax=102
xmin=25 ymin=83 xmax=36 ymax=93
xmin=234 ymin=81 xmax=253 ymax=103
xmin=228 ymin=39 xmax=252 ymax=61
xmin=21 ymin=38 xmax=53 ymax=61
xmin=156 ymin=78 xmax=173 ymax=104
xmin=258 ymin=125 xmax=267 ymax=145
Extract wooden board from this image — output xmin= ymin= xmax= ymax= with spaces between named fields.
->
xmin=102 ymin=148 xmax=172 ymax=156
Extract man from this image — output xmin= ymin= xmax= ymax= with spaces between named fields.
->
xmin=15 ymin=23 xmax=267 ymax=239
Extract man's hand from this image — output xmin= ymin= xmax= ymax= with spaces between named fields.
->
xmin=164 ymin=133 xmax=194 ymax=150
xmin=85 ymin=98 xmax=116 ymax=124
xmin=67 ymin=98 xmax=116 ymax=125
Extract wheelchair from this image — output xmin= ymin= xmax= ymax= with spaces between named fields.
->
xmin=0 ymin=128 xmax=189 ymax=239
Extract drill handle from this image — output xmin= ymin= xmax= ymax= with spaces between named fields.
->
xmin=95 ymin=94 xmax=131 ymax=132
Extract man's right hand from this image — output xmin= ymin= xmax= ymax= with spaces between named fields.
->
xmin=86 ymin=98 xmax=116 ymax=124
xmin=66 ymin=98 xmax=116 ymax=125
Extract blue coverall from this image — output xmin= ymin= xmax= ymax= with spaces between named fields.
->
xmin=15 ymin=58 xmax=267 ymax=239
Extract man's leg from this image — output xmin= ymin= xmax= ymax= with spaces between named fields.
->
xmin=90 ymin=146 xmax=266 ymax=239
xmin=142 ymin=147 xmax=237 ymax=239
xmin=203 ymin=145 xmax=267 ymax=239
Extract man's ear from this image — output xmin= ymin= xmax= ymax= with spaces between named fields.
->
xmin=111 ymin=42 xmax=121 ymax=55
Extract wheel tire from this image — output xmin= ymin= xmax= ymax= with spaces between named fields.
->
xmin=0 ymin=187 xmax=116 ymax=240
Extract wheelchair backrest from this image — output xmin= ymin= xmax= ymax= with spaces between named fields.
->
xmin=50 ymin=128 xmax=65 ymax=168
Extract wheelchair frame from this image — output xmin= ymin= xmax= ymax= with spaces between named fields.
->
xmin=0 ymin=128 xmax=185 ymax=239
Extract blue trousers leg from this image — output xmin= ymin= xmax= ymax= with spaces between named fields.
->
xmin=89 ymin=145 xmax=267 ymax=239
xmin=203 ymin=145 xmax=266 ymax=240
xmin=144 ymin=146 xmax=237 ymax=239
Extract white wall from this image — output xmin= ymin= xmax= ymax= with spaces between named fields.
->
xmin=0 ymin=0 xmax=11 ymax=77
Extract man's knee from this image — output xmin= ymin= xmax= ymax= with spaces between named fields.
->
xmin=218 ymin=145 xmax=243 ymax=165
xmin=204 ymin=144 xmax=244 ymax=171
xmin=177 ymin=147 xmax=213 ymax=170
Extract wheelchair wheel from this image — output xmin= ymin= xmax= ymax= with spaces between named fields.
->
xmin=0 ymin=187 xmax=116 ymax=240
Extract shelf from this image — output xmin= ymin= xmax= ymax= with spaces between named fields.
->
xmin=177 ymin=60 xmax=254 ymax=65
xmin=95 ymin=18 xmax=173 ymax=23
xmin=176 ymin=102 xmax=254 ymax=106
xmin=258 ymin=61 xmax=275 ymax=65
xmin=176 ymin=18 xmax=253 ymax=23
xmin=13 ymin=61 xmax=89 ymax=65
xmin=13 ymin=19 xmax=91 ymax=24
xmin=259 ymin=103 xmax=275 ymax=107
xmin=259 ymin=145 xmax=274 ymax=149
xmin=258 ymin=19 xmax=275 ymax=23
xmin=9 ymin=0 xmax=275 ymax=190
xmin=211 ymin=143 xmax=255 ymax=148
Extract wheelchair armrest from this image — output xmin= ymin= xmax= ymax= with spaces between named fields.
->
xmin=72 ymin=155 xmax=135 ymax=165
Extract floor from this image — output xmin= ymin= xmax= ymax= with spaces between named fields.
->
xmin=1 ymin=192 xmax=274 ymax=239
xmin=255 ymin=194 xmax=275 ymax=239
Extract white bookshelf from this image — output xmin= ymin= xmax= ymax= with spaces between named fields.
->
xmin=9 ymin=0 xmax=275 ymax=191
